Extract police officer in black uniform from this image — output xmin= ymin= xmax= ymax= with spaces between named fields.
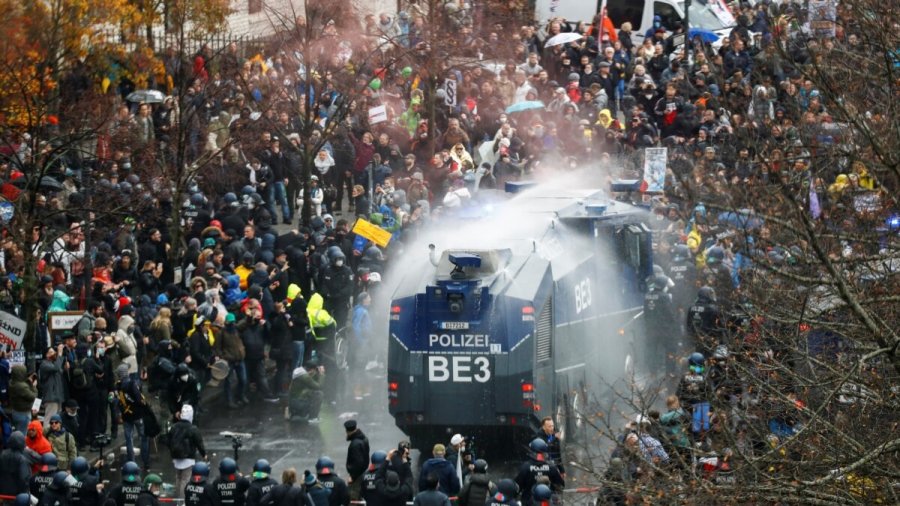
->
xmin=643 ymin=271 xmax=678 ymax=374
xmin=686 ymin=286 xmax=725 ymax=353
xmin=315 ymin=457 xmax=350 ymax=506
xmin=317 ymin=251 xmax=354 ymax=328
xmin=31 ymin=453 xmax=60 ymax=502
xmin=70 ymin=457 xmax=103 ymax=506
xmin=184 ymin=462 xmax=220 ymax=506
xmin=668 ymin=244 xmax=698 ymax=328
xmin=245 ymin=459 xmax=277 ymax=506
xmin=105 ymin=461 xmax=142 ymax=506
xmin=38 ymin=471 xmax=71 ymax=506
xmin=360 ymin=451 xmax=386 ymax=506
xmin=702 ymin=246 xmax=734 ymax=310
xmin=212 ymin=458 xmax=250 ymax=506
xmin=514 ymin=439 xmax=564 ymax=506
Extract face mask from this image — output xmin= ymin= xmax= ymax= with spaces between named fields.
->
xmin=645 ymin=93 xmax=654 ymax=100
xmin=248 ymin=202 xmax=256 ymax=210
xmin=335 ymin=260 xmax=344 ymax=267
xmin=97 ymin=348 xmax=105 ymax=357
xmin=152 ymin=490 xmax=161 ymax=497
xmin=180 ymin=374 xmax=189 ymax=382
xmin=534 ymin=128 xmax=544 ymax=137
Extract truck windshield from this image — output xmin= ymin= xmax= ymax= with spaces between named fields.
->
xmin=678 ymin=0 xmax=735 ymax=31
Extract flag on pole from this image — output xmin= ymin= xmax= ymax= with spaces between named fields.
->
xmin=809 ymin=177 xmax=821 ymax=219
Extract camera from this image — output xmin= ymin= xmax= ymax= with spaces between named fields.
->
xmin=90 ymin=433 xmax=112 ymax=451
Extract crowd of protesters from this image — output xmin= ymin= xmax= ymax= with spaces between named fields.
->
xmin=0 ymin=0 xmax=897 ymax=504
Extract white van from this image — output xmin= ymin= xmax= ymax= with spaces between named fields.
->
xmin=535 ymin=0 xmax=736 ymax=47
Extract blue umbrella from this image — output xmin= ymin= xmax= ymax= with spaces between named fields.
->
xmin=505 ymin=101 xmax=545 ymax=114
xmin=717 ymin=210 xmax=763 ymax=230
xmin=688 ymin=28 xmax=719 ymax=44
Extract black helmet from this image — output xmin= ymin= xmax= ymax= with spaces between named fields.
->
xmin=71 ymin=456 xmax=89 ymax=476
xmin=122 ymin=461 xmax=141 ymax=482
xmin=190 ymin=193 xmax=206 ymax=206
xmin=49 ymin=471 xmax=69 ymax=491
xmin=192 ymin=462 xmax=210 ymax=482
xmin=364 ymin=246 xmax=384 ymax=261
xmin=533 ymin=484 xmax=552 ymax=501
xmin=241 ymin=185 xmax=255 ymax=196
xmin=473 ymin=459 xmax=488 ymax=473
xmin=253 ymin=459 xmax=272 ymax=474
xmin=219 ymin=457 xmax=238 ymax=476
xmin=118 ymin=181 xmax=133 ymax=194
xmin=529 ymin=438 xmax=549 ymax=453
xmin=371 ymin=451 xmax=387 ymax=465
xmin=697 ymin=285 xmax=717 ymax=303
xmin=652 ymin=264 xmax=665 ymax=277
xmin=689 ymin=352 xmax=705 ymax=366
xmin=650 ymin=274 xmax=670 ymax=292
xmin=706 ymin=246 xmax=725 ymax=265
xmin=14 ymin=494 xmax=30 ymax=506
xmin=41 ymin=452 xmax=59 ymax=471
xmin=249 ymin=193 xmax=263 ymax=205
xmin=176 ymin=362 xmax=191 ymax=376
xmin=224 ymin=192 xmax=238 ymax=204
xmin=672 ymin=244 xmax=691 ymax=262
xmin=126 ymin=174 xmax=140 ymax=185
xmin=315 ymin=456 xmax=335 ymax=473
xmin=497 ymin=479 xmax=519 ymax=499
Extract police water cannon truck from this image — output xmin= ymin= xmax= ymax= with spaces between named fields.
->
xmin=387 ymin=186 xmax=653 ymax=452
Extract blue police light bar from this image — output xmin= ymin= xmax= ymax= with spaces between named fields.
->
xmin=585 ymin=204 xmax=607 ymax=216
xmin=610 ymin=179 xmax=640 ymax=192
xmin=449 ymin=253 xmax=482 ymax=268
xmin=505 ymin=181 xmax=537 ymax=193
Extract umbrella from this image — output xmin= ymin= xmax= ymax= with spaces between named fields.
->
xmin=688 ymin=28 xmax=719 ymax=44
xmin=545 ymin=32 xmax=584 ymax=48
xmin=126 ymin=89 xmax=166 ymax=104
xmin=11 ymin=175 xmax=64 ymax=192
xmin=717 ymin=210 xmax=763 ymax=230
xmin=505 ymin=101 xmax=545 ymax=114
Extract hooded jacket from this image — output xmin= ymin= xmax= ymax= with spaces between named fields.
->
xmin=48 ymin=290 xmax=71 ymax=313
xmin=306 ymin=294 xmax=335 ymax=338
xmin=418 ymin=457 xmax=460 ymax=496
xmin=26 ymin=420 xmax=52 ymax=472
xmin=0 ymin=431 xmax=30 ymax=495
xmin=114 ymin=315 xmax=139 ymax=374
xmin=9 ymin=365 xmax=37 ymax=412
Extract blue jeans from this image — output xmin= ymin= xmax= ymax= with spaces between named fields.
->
xmin=11 ymin=411 xmax=31 ymax=433
xmin=268 ymin=181 xmax=291 ymax=221
xmin=224 ymin=360 xmax=247 ymax=403
xmin=292 ymin=341 xmax=306 ymax=370
xmin=124 ymin=418 xmax=149 ymax=468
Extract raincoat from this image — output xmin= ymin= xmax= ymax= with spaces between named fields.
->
xmin=306 ymin=293 xmax=335 ymax=340
xmin=47 ymin=290 xmax=71 ymax=313
xmin=26 ymin=420 xmax=52 ymax=473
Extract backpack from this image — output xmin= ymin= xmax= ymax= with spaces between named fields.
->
xmin=70 ymin=358 xmax=89 ymax=390
xmin=117 ymin=380 xmax=145 ymax=421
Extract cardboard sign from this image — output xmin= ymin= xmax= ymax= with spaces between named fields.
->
xmin=352 ymin=218 xmax=392 ymax=248
xmin=368 ymin=105 xmax=388 ymax=125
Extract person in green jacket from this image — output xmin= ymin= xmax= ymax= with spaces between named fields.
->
xmin=8 ymin=365 xmax=37 ymax=433
xmin=285 ymin=359 xmax=325 ymax=423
